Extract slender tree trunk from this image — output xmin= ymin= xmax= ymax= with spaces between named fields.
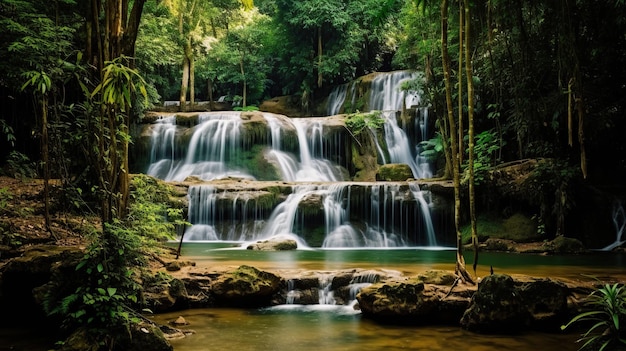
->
xmin=441 ymin=0 xmax=473 ymax=284
xmin=458 ymin=0 xmax=464 ymax=167
xmin=464 ymin=0 xmax=478 ymax=276
xmin=240 ymin=55 xmax=247 ymax=107
xmin=318 ymin=26 xmax=323 ymax=88
xmin=190 ymin=49 xmax=195 ymax=106
xmin=41 ymin=97 xmax=52 ymax=235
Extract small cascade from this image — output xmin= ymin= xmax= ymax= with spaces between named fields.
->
xmin=379 ymin=111 xmax=431 ymax=179
xmin=369 ymin=71 xmax=420 ymax=112
xmin=318 ymin=274 xmax=336 ymax=305
xmin=146 ymin=112 xmax=253 ymax=181
xmin=264 ymin=114 xmax=344 ymax=182
xmin=184 ymin=185 xmax=220 ymax=241
xmin=292 ymin=119 xmax=343 ymax=182
xmin=326 ymin=81 xmax=358 ymax=116
xmin=366 ymin=184 xmax=406 ymax=247
xmin=601 ymin=200 xmax=626 ymax=251
xmin=282 ymin=271 xmax=380 ymax=308
xmin=255 ymin=185 xmax=318 ymax=247
xmin=409 ymin=182 xmax=437 ymax=246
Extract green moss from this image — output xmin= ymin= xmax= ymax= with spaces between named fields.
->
xmin=461 ymin=215 xmax=504 ymax=244
xmin=229 ymin=144 xmax=280 ymax=180
xmin=461 ymin=212 xmax=540 ymax=244
xmin=376 ymin=164 xmax=413 ymax=181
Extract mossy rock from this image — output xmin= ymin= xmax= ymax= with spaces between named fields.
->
xmin=376 ymin=164 xmax=413 ymax=181
xmin=542 ymin=236 xmax=587 ymax=254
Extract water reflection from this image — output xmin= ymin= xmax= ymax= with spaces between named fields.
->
xmin=152 ymin=307 xmax=580 ymax=351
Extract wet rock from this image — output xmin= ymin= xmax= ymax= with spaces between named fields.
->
xmin=515 ymin=277 xmax=569 ymax=331
xmin=460 ymin=274 xmax=530 ymax=333
xmin=246 ymin=238 xmax=298 ymax=251
xmin=543 ymin=236 xmax=587 ymax=254
xmin=60 ymin=322 xmax=173 ymax=351
xmin=210 ymin=265 xmax=282 ymax=307
xmin=376 ymin=164 xmax=414 ymax=181
xmin=357 ymin=272 xmax=474 ymax=324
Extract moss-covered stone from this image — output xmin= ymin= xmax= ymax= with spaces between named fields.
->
xmin=376 ymin=164 xmax=414 ymax=181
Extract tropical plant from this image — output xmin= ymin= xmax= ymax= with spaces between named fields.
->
xmin=345 ymin=111 xmax=385 ymax=135
xmin=561 ymin=283 xmax=626 ymax=351
xmin=462 ymin=129 xmax=502 ymax=185
xmin=45 ymin=219 xmax=145 ymax=349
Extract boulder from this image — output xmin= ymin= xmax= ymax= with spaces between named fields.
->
xmin=210 ymin=265 xmax=282 ymax=306
xmin=376 ymin=164 xmax=414 ymax=181
xmin=515 ymin=277 xmax=570 ymax=331
xmin=357 ymin=272 xmax=474 ymax=324
xmin=460 ymin=274 xmax=530 ymax=333
xmin=246 ymin=238 xmax=298 ymax=251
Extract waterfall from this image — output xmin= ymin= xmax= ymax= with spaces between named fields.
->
xmin=601 ymin=200 xmax=626 ymax=251
xmin=369 ymin=71 xmax=420 ymax=112
xmin=409 ymin=182 xmax=437 ymax=246
xmin=264 ymin=114 xmax=343 ymax=182
xmin=184 ymin=185 xmax=220 ymax=241
xmin=146 ymin=112 xmax=253 ymax=181
xmin=379 ymin=111 xmax=431 ymax=179
xmin=327 ymin=80 xmax=359 ymax=116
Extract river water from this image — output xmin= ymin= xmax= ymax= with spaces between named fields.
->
xmin=147 ymin=243 xmax=625 ymax=351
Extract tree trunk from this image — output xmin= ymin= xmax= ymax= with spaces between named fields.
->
xmin=41 ymin=97 xmax=52 ymax=235
xmin=318 ymin=26 xmax=323 ymax=88
xmin=457 ymin=0 xmax=464 ymax=168
xmin=441 ymin=0 xmax=473 ymax=284
xmin=240 ymin=55 xmax=247 ymax=107
xmin=464 ymin=0 xmax=478 ymax=276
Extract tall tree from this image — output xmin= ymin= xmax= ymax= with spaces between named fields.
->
xmin=85 ymin=0 xmax=148 ymax=222
xmin=440 ymin=0 xmax=473 ymax=283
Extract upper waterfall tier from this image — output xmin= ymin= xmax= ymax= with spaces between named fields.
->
xmin=134 ymin=109 xmax=431 ymax=182
xmin=326 ymin=70 xmax=421 ymax=116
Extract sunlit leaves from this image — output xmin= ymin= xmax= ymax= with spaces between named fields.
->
xmin=91 ymin=56 xmax=148 ymax=111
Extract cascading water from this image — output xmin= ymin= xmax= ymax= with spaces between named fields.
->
xmin=601 ymin=200 xmax=625 ymax=251
xmin=369 ymin=70 xmax=420 ymax=112
xmin=141 ymin=71 xmax=445 ymax=248
xmin=146 ymin=112 xmax=253 ymax=181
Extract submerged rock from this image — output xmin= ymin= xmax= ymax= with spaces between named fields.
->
xmin=246 ymin=238 xmax=298 ymax=251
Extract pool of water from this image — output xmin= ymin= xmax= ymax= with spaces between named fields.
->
xmin=151 ymin=306 xmax=581 ymax=351
xmin=171 ymin=241 xmax=626 ymax=279
xmin=149 ymin=243 xmax=623 ymax=351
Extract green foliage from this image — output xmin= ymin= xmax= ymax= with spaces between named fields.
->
xmin=345 ymin=111 xmax=384 ymax=135
xmin=234 ymin=105 xmax=260 ymax=111
xmin=92 ymin=56 xmax=148 ymax=111
xmin=561 ymin=283 xmax=626 ymax=351
xmin=462 ymin=129 xmax=503 ymax=185
xmin=3 ymin=151 xmax=37 ymax=179
xmin=127 ymin=174 xmax=187 ymax=244
xmin=420 ymin=132 xmax=444 ymax=161
xmin=46 ymin=220 xmax=144 ymax=344
xmin=0 ymin=119 xmax=16 ymax=148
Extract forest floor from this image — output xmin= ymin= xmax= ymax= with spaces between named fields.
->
xmin=0 ymin=176 xmax=90 ymax=252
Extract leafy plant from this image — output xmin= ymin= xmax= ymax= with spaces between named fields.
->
xmin=420 ymin=132 xmax=444 ymax=161
xmin=3 ymin=151 xmax=37 ymax=179
xmin=561 ymin=283 xmax=626 ymax=351
xmin=46 ymin=219 xmax=145 ymax=347
xmin=127 ymin=174 xmax=187 ymax=245
xmin=345 ymin=111 xmax=385 ymax=135
xmin=462 ymin=129 xmax=503 ymax=185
